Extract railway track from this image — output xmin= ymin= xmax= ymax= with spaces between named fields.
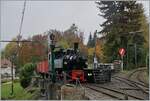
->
xmin=136 ymin=70 xmax=149 ymax=87
xmin=113 ymin=76 xmax=148 ymax=88
xmin=112 ymin=76 xmax=149 ymax=94
xmin=128 ymin=68 xmax=148 ymax=87
xmin=85 ymin=84 xmax=144 ymax=100
xmin=128 ymin=68 xmax=147 ymax=78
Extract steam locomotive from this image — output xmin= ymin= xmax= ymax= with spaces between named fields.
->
xmin=37 ymin=43 xmax=88 ymax=82
xmin=36 ymin=43 xmax=111 ymax=83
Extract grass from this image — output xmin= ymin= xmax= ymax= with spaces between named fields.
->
xmin=121 ymin=70 xmax=130 ymax=74
xmin=143 ymin=71 xmax=149 ymax=84
xmin=1 ymin=81 xmax=39 ymax=100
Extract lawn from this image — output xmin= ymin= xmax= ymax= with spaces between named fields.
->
xmin=1 ymin=81 xmax=39 ymax=100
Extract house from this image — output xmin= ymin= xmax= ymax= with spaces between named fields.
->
xmin=0 ymin=58 xmax=15 ymax=78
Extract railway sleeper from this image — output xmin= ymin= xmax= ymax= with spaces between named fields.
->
xmin=93 ymin=84 xmax=145 ymax=100
xmin=85 ymin=84 xmax=144 ymax=100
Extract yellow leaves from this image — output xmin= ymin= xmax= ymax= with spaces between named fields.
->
xmin=88 ymin=48 xmax=94 ymax=63
xmin=88 ymin=43 xmax=103 ymax=57
xmin=58 ymin=39 xmax=69 ymax=49
xmin=88 ymin=48 xmax=95 ymax=56
xmin=87 ymin=41 xmax=104 ymax=63
xmin=96 ymin=43 xmax=104 ymax=58
xmin=5 ymin=40 xmax=18 ymax=58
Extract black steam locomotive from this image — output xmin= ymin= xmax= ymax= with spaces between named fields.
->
xmin=52 ymin=43 xmax=88 ymax=82
xmin=37 ymin=43 xmax=111 ymax=83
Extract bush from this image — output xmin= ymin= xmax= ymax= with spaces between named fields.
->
xmin=20 ymin=77 xmax=31 ymax=88
xmin=13 ymin=79 xmax=20 ymax=83
xmin=20 ymin=63 xmax=36 ymax=88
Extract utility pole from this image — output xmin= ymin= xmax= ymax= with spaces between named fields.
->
xmin=10 ymin=55 xmax=14 ymax=95
xmin=129 ymin=31 xmax=142 ymax=68
xmin=119 ymin=48 xmax=125 ymax=71
xmin=121 ymin=56 xmax=123 ymax=71
xmin=16 ymin=0 xmax=26 ymax=76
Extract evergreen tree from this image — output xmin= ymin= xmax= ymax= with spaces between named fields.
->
xmin=96 ymin=1 xmax=147 ymax=69
xmin=87 ymin=33 xmax=93 ymax=47
xmin=87 ymin=32 xmax=97 ymax=48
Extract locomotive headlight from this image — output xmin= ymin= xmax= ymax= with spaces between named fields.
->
xmin=88 ymin=73 xmax=92 ymax=76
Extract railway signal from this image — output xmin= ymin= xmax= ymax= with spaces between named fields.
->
xmin=48 ymin=33 xmax=56 ymax=82
xmin=119 ymin=48 xmax=125 ymax=57
xmin=119 ymin=48 xmax=125 ymax=71
xmin=47 ymin=32 xmax=56 ymax=100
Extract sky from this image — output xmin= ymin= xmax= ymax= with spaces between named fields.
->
xmin=0 ymin=1 xmax=149 ymax=50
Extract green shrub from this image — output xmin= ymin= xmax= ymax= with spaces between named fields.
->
xmin=19 ymin=63 xmax=36 ymax=88
xmin=13 ymin=79 xmax=20 ymax=83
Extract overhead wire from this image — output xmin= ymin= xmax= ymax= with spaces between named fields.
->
xmin=17 ymin=0 xmax=26 ymax=42
xmin=16 ymin=0 xmax=27 ymax=67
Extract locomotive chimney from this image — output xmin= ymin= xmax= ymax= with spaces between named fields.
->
xmin=74 ymin=42 xmax=78 ymax=51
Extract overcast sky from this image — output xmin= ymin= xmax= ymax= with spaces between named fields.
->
xmin=0 ymin=1 xmax=149 ymax=50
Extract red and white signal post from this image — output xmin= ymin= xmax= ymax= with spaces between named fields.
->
xmin=119 ymin=48 xmax=125 ymax=71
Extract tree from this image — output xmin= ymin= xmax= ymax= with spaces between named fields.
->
xmin=20 ymin=63 xmax=36 ymax=88
xmin=87 ymin=30 xmax=105 ymax=63
xmin=3 ymin=24 xmax=89 ymax=71
xmin=87 ymin=33 xmax=94 ymax=48
xmin=3 ymin=34 xmax=48 ymax=69
xmin=87 ymin=41 xmax=103 ymax=64
xmin=88 ymin=48 xmax=95 ymax=63
xmin=67 ymin=23 xmax=78 ymax=34
xmin=140 ymin=14 xmax=149 ymax=52
xmin=4 ymin=39 xmax=18 ymax=68
xmin=57 ymin=39 xmax=70 ymax=49
xmin=19 ymin=40 xmax=33 ymax=67
xmin=63 ymin=23 xmax=80 ymax=47
xmin=96 ymin=39 xmax=105 ymax=62
xmin=1 ymin=50 xmax=5 ymax=59
xmin=4 ymin=39 xmax=18 ymax=59
xmin=96 ymin=1 xmax=147 ymax=69
xmin=31 ymin=34 xmax=48 ymax=63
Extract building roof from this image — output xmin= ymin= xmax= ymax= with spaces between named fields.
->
xmin=0 ymin=58 xmax=16 ymax=68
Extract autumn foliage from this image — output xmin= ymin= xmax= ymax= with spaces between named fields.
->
xmin=3 ymin=24 xmax=94 ymax=69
